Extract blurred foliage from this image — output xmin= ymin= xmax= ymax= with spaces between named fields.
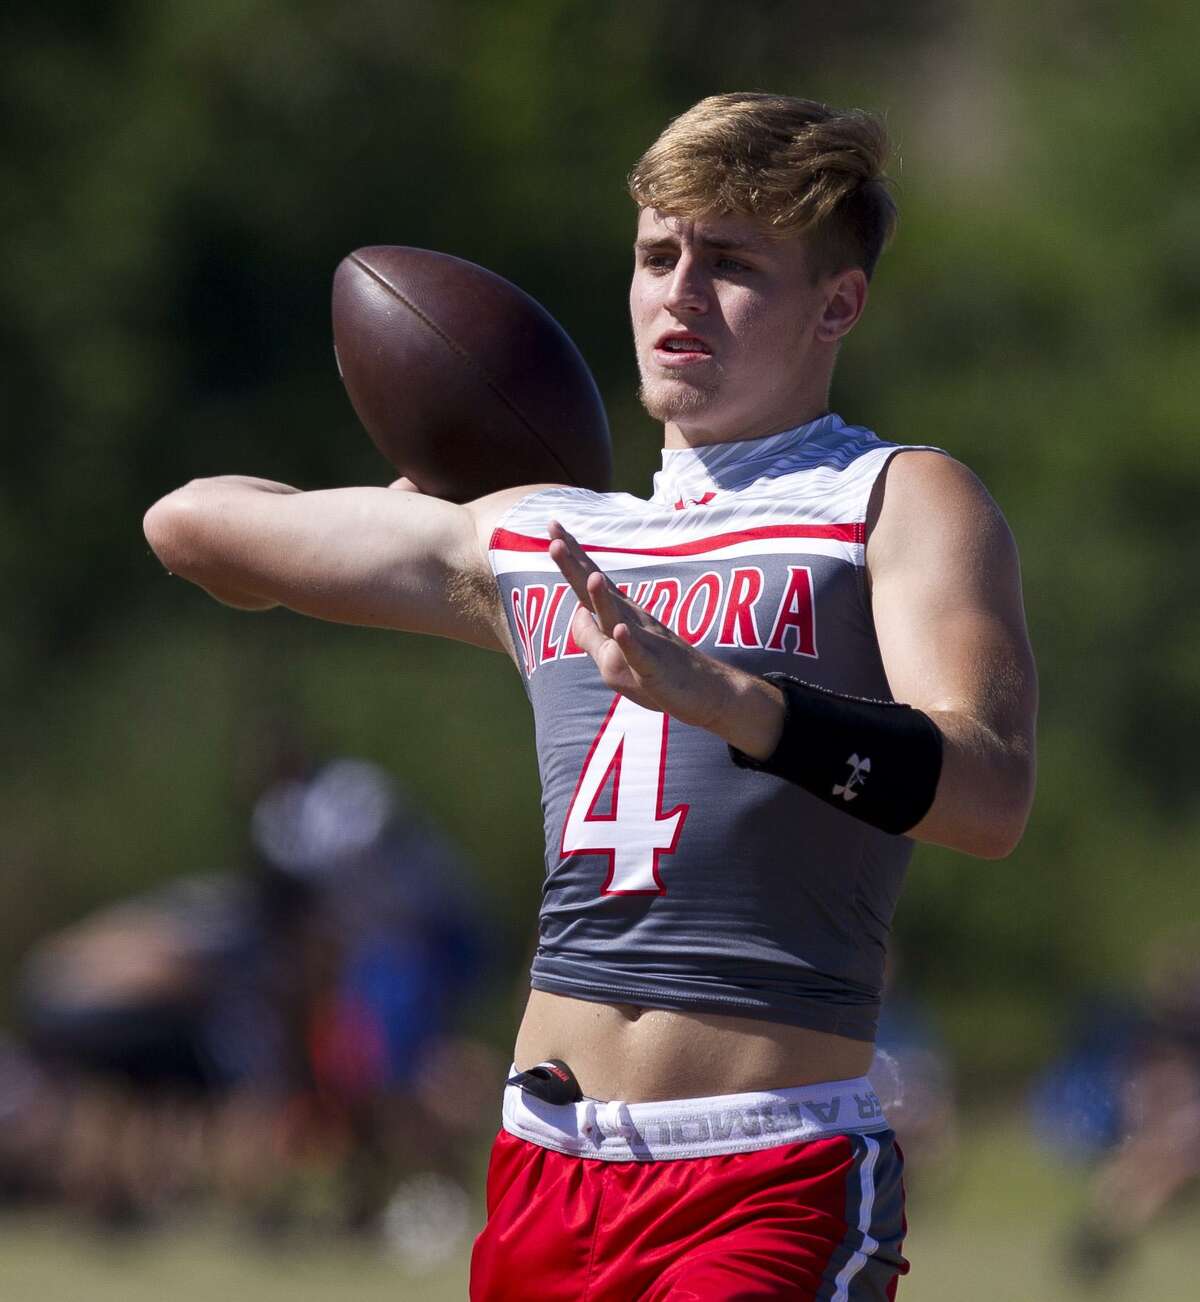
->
xmin=2 ymin=0 xmax=1198 ymax=1080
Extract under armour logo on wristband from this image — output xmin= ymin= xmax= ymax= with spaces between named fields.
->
xmin=833 ymin=754 xmax=871 ymax=801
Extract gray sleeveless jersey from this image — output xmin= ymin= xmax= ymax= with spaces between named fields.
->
xmin=489 ymin=415 xmax=930 ymax=1042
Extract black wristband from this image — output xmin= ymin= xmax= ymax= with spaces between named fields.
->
xmin=729 ymin=672 xmax=943 ymax=835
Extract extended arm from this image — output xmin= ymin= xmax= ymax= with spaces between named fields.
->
xmin=143 ymin=475 xmax=552 ymax=653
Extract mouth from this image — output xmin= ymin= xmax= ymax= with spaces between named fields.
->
xmin=652 ymin=331 xmax=713 ymax=366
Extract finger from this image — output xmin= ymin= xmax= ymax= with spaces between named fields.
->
xmin=549 ymin=537 xmax=595 ymax=610
xmin=548 ymin=520 xmax=623 ymax=621
xmin=550 ymin=520 xmax=612 ymax=586
xmin=547 ymin=520 xmax=593 ymax=569
xmin=547 ymin=520 xmax=592 ymax=571
xmin=568 ymin=602 xmax=609 ymax=658
xmin=547 ymin=518 xmax=582 ymax=549
xmin=587 ymin=569 xmax=628 ymax=636
xmin=612 ymin=622 xmax=657 ymax=676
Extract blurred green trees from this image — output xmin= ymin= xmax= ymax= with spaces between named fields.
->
xmin=3 ymin=0 xmax=1197 ymax=1078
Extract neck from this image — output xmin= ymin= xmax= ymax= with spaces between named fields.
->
xmin=663 ymin=399 xmax=831 ymax=450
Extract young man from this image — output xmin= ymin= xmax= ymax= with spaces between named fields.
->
xmin=145 ymin=94 xmax=1037 ymax=1299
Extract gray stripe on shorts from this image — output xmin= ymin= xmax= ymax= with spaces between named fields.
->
xmin=817 ymin=1132 xmax=907 ymax=1301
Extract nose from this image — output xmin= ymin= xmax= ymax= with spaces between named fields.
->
xmin=664 ymin=253 xmax=709 ymax=316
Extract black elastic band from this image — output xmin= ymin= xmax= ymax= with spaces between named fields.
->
xmin=729 ymin=672 xmax=943 ymax=835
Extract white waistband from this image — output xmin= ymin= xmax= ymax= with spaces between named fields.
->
xmin=502 ymin=1072 xmax=888 ymax=1162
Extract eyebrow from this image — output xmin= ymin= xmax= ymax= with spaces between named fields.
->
xmin=634 ymin=233 xmax=766 ymax=254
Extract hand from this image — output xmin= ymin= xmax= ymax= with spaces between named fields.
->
xmin=546 ymin=521 xmax=784 ymax=755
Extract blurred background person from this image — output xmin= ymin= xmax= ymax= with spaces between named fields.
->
xmin=1031 ymin=935 xmax=1200 ymax=1285
xmin=9 ymin=753 xmax=498 ymax=1261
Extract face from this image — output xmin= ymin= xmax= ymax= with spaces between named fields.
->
xmin=629 ymin=208 xmax=864 ymax=447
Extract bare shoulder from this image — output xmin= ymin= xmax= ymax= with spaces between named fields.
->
xmin=865 ymin=450 xmax=1017 ymax=582
xmin=466 ymin=483 xmax=567 ymax=551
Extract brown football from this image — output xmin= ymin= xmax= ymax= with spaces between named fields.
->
xmin=332 ymin=246 xmax=612 ymax=501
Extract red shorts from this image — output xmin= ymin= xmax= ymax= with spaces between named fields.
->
xmin=470 ymin=1124 xmax=908 ymax=1300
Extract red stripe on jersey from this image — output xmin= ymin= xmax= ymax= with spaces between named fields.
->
xmin=490 ymin=521 xmax=865 ymax=556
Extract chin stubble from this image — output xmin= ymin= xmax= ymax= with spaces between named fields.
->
xmin=636 ymin=372 xmax=719 ymax=423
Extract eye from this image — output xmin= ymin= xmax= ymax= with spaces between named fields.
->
xmin=716 ymin=256 xmax=750 ymax=273
xmin=642 ymin=253 xmax=676 ymax=273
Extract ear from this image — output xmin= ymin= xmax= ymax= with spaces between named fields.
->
xmin=815 ymin=268 xmax=868 ymax=343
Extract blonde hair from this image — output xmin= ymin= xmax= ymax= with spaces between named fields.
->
xmin=628 ymin=93 xmax=897 ymax=278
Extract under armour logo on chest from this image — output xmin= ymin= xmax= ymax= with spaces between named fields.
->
xmin=673 ymin=491 xmax=717 ymax=511
xmin=833 ymin=753 xmax=871 ymax=801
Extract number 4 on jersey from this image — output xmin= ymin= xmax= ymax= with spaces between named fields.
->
xmin=560 ymin=695 xmax=690 ymax=895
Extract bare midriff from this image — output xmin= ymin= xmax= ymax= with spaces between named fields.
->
xmin=513 ymin=989 xmax=875 ymax=1103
